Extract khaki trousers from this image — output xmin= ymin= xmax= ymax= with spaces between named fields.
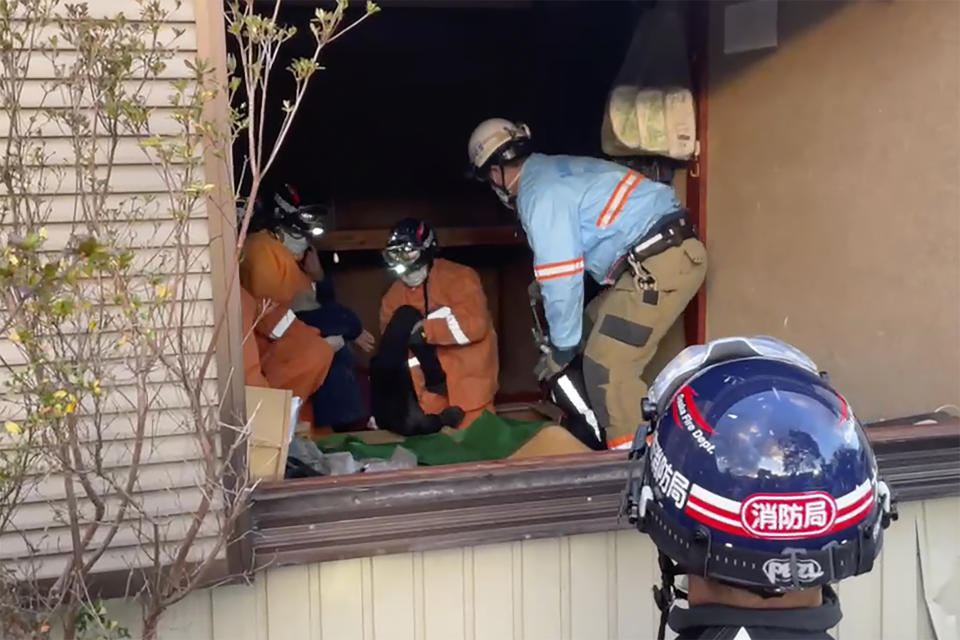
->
xmin=583 ymin=238 xmax=707 ymax=447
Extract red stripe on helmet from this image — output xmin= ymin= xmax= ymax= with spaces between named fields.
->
xmin=837 ymin=392 xmax=849 ymax=421
xmin=674 ymin=386 xmax=714 ymax=434
xmin=685 ymin=497 xmax=747 ymax=537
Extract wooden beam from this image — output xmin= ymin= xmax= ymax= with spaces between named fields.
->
xmin=315 ymin=225 xmax=524 ymax=252
xmin=193 ymin=0 xmax=253 ymax=576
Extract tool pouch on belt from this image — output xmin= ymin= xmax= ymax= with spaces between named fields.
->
xmin=628 ymin=209 xmax=698 ymax=265
xmin=638 ymin=231 xmax=706 ymax=293
xmin=606 ymin=209 xmax=699 ymax=285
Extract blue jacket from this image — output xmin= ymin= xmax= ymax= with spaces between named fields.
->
xmin=516 ymin=153 xmax=681 ymax=349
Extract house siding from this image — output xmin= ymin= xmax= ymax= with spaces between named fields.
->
xmin=0 ymin=0 xmax=222 ymax=579
xmin=100 ymin=496 xmax=955 ymax=640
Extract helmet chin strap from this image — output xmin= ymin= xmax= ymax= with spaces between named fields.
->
xmin=653 ymin=550 xmax=680 ymax=640
xmin=492 ymin=164 xmax=521 ymax=209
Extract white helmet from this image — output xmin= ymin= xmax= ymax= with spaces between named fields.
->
xmin=467 ymin=118 xmax=532 ymax=176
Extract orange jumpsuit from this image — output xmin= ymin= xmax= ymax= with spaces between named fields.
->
xmin=240 ymin=231 xmax=333 ymax=423
xmin=379 ymin=258 xmax=499 ymax=428
xmin=240 ymin=230 xmax=313 ymax=306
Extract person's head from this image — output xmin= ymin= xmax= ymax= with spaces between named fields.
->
xmin=467 ymin=118 xmax=533 ymax=210
xmin=624 ymin=337 xmax=897 ymax=632
xmin=247 ymin=184 xmax=328 ymax=260
xmin=382 ymin=218 xmax=438 ymax=288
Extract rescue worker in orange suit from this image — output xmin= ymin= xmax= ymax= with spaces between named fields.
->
xmin=240 ymin=287 xmax=333 ymax=412
xmin=378 ymin=219 xmax=498 ymax=429
xmin=238 ymin=190 xmax=361 ymax=425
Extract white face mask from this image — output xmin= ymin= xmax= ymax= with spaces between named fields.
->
xmin=400 ymin=265 xmax=428 ymax=288
xmin=280 ymin=229 xmax=309 ymax=259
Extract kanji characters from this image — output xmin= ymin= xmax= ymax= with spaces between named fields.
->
xmin=666 ymin=472 xmax=690 ymax=509
xmin=804 ymin=501 xmax=829 ymax=529
xmin=751 ymin=502 xmax=779 ymax=532
xmin=778 ymin=503 xmax=804 ymax=530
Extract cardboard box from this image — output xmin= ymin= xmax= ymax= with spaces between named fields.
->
xmin=507 ymin=425 xmax=591 ymax=460
xmin=246 ymin=386 xmax=294 ymax=481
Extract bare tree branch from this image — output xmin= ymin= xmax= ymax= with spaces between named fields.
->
xmin=0 ymin=2 xmax=377 ymax=637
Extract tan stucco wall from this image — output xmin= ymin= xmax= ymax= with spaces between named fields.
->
xmin=704 ymin=0 xmax=960 ymax=420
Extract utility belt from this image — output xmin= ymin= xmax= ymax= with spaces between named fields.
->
xmin=605 ymin=209 xmax=698 ymax=285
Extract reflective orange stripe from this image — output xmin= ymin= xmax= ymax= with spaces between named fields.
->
xmin=537 ymin=267 xmax=584 ymax=282
xmin=535 ymin=257 xmax=582 ymax=270
xmin=607 ymin=433 xmax=635 ymax=448
xmin=606 ymin=432 xmax=652 ymax=449
xmin=596 ymin=170 xmax=644 ymax=229
xmin=534 ymin=256 xmax=585 ymax=281
xmin=605 ymin=174 xmax=644 ymax=227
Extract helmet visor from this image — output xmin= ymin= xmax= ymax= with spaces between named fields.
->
xmin=295 ymin=205 xmax=327 ymax=237
xmin=649 ymin=336 xmax=820 ymax=411
xmin=382 ymin=244 xmax=422 ymax=273
xmin=275 ymin=193 xmax=327 ymax=238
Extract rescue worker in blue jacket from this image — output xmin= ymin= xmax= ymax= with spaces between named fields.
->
xmin=468 ymin=118 xmax=707 ymax=448
xmin=623 ymin=336 xmax=897 ymax=639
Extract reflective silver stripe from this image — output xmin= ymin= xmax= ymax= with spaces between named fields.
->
xmin=556 ymin=374 xmax=602 ymax=442
xmin=408 ymin=357 xmax=420 ymax=368
xmin=427 ymin=306 xmax=469 ymax=345
xmin=633 ymin=232 xmax=663 ymax=253
xmin=269 ymin=309 xmax=297 ymax=340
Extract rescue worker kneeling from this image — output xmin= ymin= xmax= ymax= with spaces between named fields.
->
xmin=468 ymin=119 xmax=707 ymax=449
xmin=241 ymin=288 xmax=334 ymax=416
xmin=377 ymin=219 xmax=498 ymax=431
xmin=239 ymin=187 xmax=372 ymax=427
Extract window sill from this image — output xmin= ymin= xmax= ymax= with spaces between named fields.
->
xmin=249 ymin=415 xmax=959 ymax=570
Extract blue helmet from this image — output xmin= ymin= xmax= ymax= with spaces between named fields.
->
xmin=625 ymin=336 xmax=896 ymax=595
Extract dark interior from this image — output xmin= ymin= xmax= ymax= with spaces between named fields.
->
xmin=241 ymin=0 xmax=663 ymax=400
xmin=255 ymin=0 xmax=643 ymax=205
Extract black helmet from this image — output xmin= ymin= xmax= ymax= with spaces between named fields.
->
xmin=242 ymin=184 xmax=329 ymax=237
xmin=270 ymin=184 xmax=329 ymax=239
xmin=382 ymin=218 xmax=438 ymax=275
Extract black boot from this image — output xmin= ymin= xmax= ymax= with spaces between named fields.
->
xmin=439 ymin=406 xmax=465 ymax=428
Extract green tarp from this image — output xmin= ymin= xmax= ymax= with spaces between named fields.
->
xmin=317 ymin=411 xmax=546 ymax=465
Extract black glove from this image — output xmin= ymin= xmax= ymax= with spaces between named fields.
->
xmin=552 ymin=346 xmax=577 ymax=368
xmin=535 ymin=346 xmax=578 ymax=382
